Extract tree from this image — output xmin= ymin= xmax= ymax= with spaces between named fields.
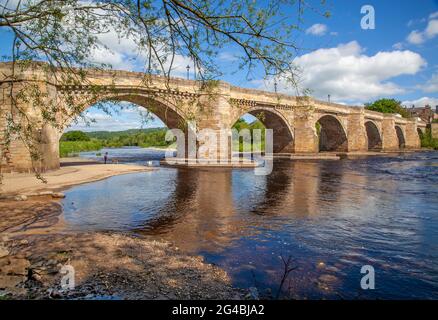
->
xmin=61 ymin=130 xmax=90 ymax=141
xmin=1 ymin=0 xmax=330 ymax=81
xmin=0 ymin=0 xmax=329 ymax=182
xmin=365 ymin=99 xmax=410 ymax=118
xmin=232 ymin=118 xmax=250 ymax=132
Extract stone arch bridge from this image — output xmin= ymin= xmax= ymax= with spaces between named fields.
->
xmin=0 ymin=62 xmax=426 ymax=172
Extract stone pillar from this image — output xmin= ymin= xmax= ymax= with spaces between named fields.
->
xmin=405 ymin=121 xmax=421 ymax=149
xmin=293 ymin=109 xmax=318 ymax=153
xmin=381 ymin=116 xmax=398 ymax=151
xmin=0 ymin=82 xmax=34 ymax=172
xmin=0 ymin=84 xmax=11 ymax=173
xmin=1 ymin=79 xmax=61 ymax=173
xmin=347 ymin=109 xmax=368 ymax=152
xmin=37 ymin=124 xmax=61 ymax=171
xmin=195 ymin=81 xmax=233 ymax=163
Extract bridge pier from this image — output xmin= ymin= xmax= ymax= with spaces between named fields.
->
xmin=381 ymin=117 xmax=399 ymax=151
xmin=293 ymin=114 xmax=318 ymax=153
xmin=347 ymin=110 xmax=368 ymax=152
xmin=1 ymin=78 xmax=61 ymax=173
xmin=405 ymin=121 xmax=421 ymax=149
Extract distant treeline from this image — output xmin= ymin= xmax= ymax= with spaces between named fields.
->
xmin=60 ymin=128 xmax=172 ymax=157
xmin=60 ymin=120 xmax=266 ymax=157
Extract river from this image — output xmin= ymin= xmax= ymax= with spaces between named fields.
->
xmin=61 ymin=147 xmax=438 ymax=299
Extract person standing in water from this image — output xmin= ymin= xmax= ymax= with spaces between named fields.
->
xmin=104 ymin=152 xmax=108 ymax=164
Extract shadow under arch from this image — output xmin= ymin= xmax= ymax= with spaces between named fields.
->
xmin=417 ymin=127 xmax=424 ymax=140
xmin=365 ymin=121 xmax=382 ymax=151
xmin=316 ymin=115 xmax=348 ymax=152
xmin=395 ymin=125 xmax=406 ymax=149
xmin=134 ymin=168 xmax=200 ymax=235
xmin=232 ymin=108 xmax=294 ymax=153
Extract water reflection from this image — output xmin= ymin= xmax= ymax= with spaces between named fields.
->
xmin=62 ymin=149 xmax=438 ymax=299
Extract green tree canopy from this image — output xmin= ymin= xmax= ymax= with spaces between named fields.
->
xmin=61 ymin=130 xmax=90 ymax=141
xmin=365 ymin=99 xmax=410 ymax=118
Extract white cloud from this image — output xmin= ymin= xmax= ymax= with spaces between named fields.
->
xmin=425 ymin=19 xmax=438 ymax=38
xmin=305 ymin=23 xmax=328 ymax=36
xmin=420 ymin=72 xmax=438 ymax=93
xmin=392 ymin=42 xmax=404 ymax=50
xmin=402 ymin=97 xmax=438 ymax=108
xmin=86 ymin=27 xmax=193 ymax=77
xmin=257 ymin=41 xmax=426 ymax=103
xmin=429 ymin=11 xmax=438 ymax=19
xmin=88 ymin=46 xmax=136 ymax=71
xmin=406 ymin=13 xmax=438 ymax=45
xmin=67 ymin=106 xmax=165 ymax=132
xmin=406 ymin=30 xmax=425 ymax=44
xmin=218 ymin=52 xmax=239 ymax=62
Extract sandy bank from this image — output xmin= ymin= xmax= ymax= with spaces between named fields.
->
xmin=0 ymin=198 xmax=241 ymax=299
xmin=1 ymin=162 xmax=151 ymax=196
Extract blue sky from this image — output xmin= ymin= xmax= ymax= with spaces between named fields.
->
xmin=1 ymin=0 xmax=438 ymax=131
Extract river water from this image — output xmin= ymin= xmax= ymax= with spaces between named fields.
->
xmin=61 ymin=148 xmax=438 ymax=299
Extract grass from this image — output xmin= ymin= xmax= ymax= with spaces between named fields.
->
xmin=59 ymin=140 xmax=103 ymax=157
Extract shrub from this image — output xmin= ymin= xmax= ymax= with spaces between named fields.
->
xmin=61 ymin=130 xmax=90 ymax=141
xmin=420 ymin=129 xmax=438 ymax=150
xmin=365 ymin=99 xmax=410 ymax=118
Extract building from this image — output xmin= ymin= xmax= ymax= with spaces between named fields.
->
xmin=406 ymin=105 xmax=438 ymax=123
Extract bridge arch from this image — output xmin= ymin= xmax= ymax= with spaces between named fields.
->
xmin=365 ymin=121 xmax=382 ymax=151
xmin=232 ymin=107 xmax=294 ymax=153
xmin=62 ymin=93 xmax=188 ymax=131
xmin=395 ymin=125 xmax=406 ymax=149
xmin=316 ymin=115 xmax=348 ymax=152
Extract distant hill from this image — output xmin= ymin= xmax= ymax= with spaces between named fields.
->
xmin=60 ymin=120 xmax=266 ymax=157
xmin=84 ymin=127 xmax=167 ymax=140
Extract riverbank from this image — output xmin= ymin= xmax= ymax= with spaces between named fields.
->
xmin=0 ymin=196 xmax=242 ymax=300
xmin=0 ymin=160 xmax=152 ymax=197
xmin=0 ymin=159 xmax=243 ymax=299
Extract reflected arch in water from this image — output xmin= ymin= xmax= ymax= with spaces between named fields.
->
xmin=142 ymin=168 xmax=238 ymax=252
xmin=395 ymin=125 xmax=406 ymax=149
xmin=365 ymin=121 xmax=382 ymax=151
xmin=136 ymin=168 xmax=200 ymax=234
xmin=316 ymin=115 xmax=348 ymax=152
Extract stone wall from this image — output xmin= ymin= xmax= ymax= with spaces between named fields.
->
xmin=432 ymin=123 xmax=438 ymax=139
